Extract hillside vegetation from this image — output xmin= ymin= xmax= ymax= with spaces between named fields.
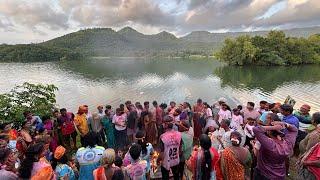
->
xmin=216 ymin=31 xmax=320 ymax=65
xmin=0 ymin=26 xmax=319 ymax=62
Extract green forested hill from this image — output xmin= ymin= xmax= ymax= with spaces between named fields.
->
xmin=0 ymin=26 xmax=319 ymax=62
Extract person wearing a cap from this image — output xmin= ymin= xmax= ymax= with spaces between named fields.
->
xmin=74 ymin=106 xmax=89 ymax=146
xmin=294 ymin=104 xmax=312 ymax=132
xmin=52 ymin=146 xmax=76 ymax=180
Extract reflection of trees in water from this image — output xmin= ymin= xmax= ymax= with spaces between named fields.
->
xmin=58 ymin=58 xmax=223 ymax=80
xmin=214 ymin=65 xmax=320 ymax=92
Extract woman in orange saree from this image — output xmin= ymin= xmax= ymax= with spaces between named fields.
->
xmin=18 ymin=143 xmax=55 ymax=180
xmin=220 ymin=131 xmax=252 ymax=180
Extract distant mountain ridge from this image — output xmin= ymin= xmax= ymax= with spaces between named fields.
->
xmin=0 ymin=26 xmax=319 ymax=62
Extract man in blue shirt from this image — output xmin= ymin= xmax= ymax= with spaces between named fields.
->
xmin=280 ymin=104 xmax=299 ymax=177
xmin=281 ymin=104 xmax=299 ymax=129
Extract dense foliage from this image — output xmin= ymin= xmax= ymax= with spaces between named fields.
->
xmin=215 ymin=31 xmax=320 ymax=66
xmin=1 ymin=27 xmax=320 ymax=62
xmin=0 ymin=83 xmax=58 ymax=122
xmin=0 ymin=44 xmax=84 ymax=62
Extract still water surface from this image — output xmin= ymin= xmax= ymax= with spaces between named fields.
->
xmin=0 ymin=58 xmax=319 ymax=112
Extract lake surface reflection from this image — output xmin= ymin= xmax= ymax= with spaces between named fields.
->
xmin=0 ymin=58 xmax=319 ymax=112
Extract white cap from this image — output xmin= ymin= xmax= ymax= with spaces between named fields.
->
xmin=218 ymin=97 xmax=227 ymax=103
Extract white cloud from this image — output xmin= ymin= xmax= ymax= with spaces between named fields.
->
xmin=0 ymin=0 xmax=319 ymax=43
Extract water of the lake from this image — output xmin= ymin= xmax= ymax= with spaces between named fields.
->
xmin=1 ymin=58 xmax=320 ymax=112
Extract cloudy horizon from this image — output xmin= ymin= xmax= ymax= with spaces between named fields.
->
xmin=0 ymin=0 xmax=319 ymax=44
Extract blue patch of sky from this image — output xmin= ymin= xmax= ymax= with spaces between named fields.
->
xmin=255 ymin=1 xmax=287 ymax=20
xmin=154 ymin=0 xmax=188 ymax=15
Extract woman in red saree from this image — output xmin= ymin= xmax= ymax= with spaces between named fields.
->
xmin=193 ymin=99 xmax=205 ymax=140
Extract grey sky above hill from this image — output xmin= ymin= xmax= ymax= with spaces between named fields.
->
xmin=0 ymin=0 xmax=319 ymax=44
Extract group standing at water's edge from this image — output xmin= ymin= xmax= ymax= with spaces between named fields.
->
xmin=0 ymin=98 xmax=320 ymax=180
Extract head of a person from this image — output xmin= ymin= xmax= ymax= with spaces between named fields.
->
xmin=178 ymin=120 xmax=190 ymax=132
xmin=163 ymin=115 xmax=174 ymax=130
xmin=265 ymin=113 xmax=281 ymax=126
xmin=105 ymin=105 xmax=112 ymax=110
xmin=300 ymin=104 xmax=311 ymax=115
xmin=144 ymin=101 xmax=150 ymax=110
xmin=125 ymin=101 xmax=132 ymax=108
xmin=218 ymin=97 xmax=226 ymax=105
xmin=137 ymin=104 xmax=143 ymax=110
xmin=78 ymin=106 xmax=86 ymax=115
xmin=170 ymin=101 xmax=176 ymax=108
xmin=197 ymin=98 xmax=203 ymax=105
xmin=135 ymin=102 xmax=141 ymax=108
xmin=92 ymin=113 xmax=101 ymax=121
xmin=52 ymin=146 xmax=68 ymax=170
xmin=152 ymin=101 xmax=158 ymax=107
xmin=247 ymin=117 xmax=255 ymax=126
xmin=23 ymin=111 xmax=33 ymax=120
xmin=102 ymin=149 xmax=116 ymax=166
xmin=0 ymin=148 xmax=16 ymax=170
xmin=159 ymin=103 xmax=167 ymax=110
xmin=247 ymin=102 xmax=255 ymax=111
xmin=280 ymin=104 xmax=293 ymax=116
xmin=200 ymin=134 xmax=211 ymax=150
xmin=203 ymin=102 xmax=210 ymax=109
xmin=268 ymin=103 xmax=275 ymax=112
xmin=114 ymin=156 xmax=123 ymax=168
xmin=119 ymin=104 xmax=125 ymax=111
xmin=208 ymin=126 xmax=216 ymax=133
xmin=135 ymin=130 xmax=147 ymax=154
xmin=0 ymin=134 xmax=9 ymax=149
xmin=259 ymin=101 xmax=268 ymax=109
xmin=230 ymin=131 xmax=242 ymax=146
xmin=21 ymin=120 xmax=31 ymax=130
xmin=19 ymin=143 xmax=45 ymax=179
xmin=129 ymin=143 xmax=142 ymax=161
xmin=237 ymin=105 xmax=243 ymax=111
xmin=41 ymin=115 xmax=51 ymax=124
xmin=97 ymin=105 xmax=104 ymax=113
xmin=183 ymin=102 xmax=190 ymax=109
xmin=116 ymin=108 xmax=122 ymax=116
xmin=60 ymin=108 xmax=67 ymax=116
xmin=173 ymin=108 xmax=182 ymax=116
xmin=311 ymin=112 xmax=320 ymax=126
xmin=0 ymin=122 xmax=12 ymax=133
xmin=221 ymin=103 xmax=228 ymax=111
xmin=220 ymin=119 xmax=231 ymax=130
xmin=82 ymin=132 xmax=98 ymax=148
xmin=51 ymin=109 xmax=59 ymax=118
xmin=233 ymin=108 xmax=240 ymax=116
xmin=83 ymin=105 xmax=89 ymax=114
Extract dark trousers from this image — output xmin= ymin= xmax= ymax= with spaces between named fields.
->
xmin=63 ymin=131 xmax=77 ymax=149
xmin=253 ymin=168 xmax=270 ymax=180
xmin=178 ymin=161 xmax=185 ymax=179
xmin=161 ymin=165 xmax=180 ymax=180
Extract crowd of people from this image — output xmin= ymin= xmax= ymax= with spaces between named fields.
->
xmin=0 ymin=98 xmax=319 ymax=180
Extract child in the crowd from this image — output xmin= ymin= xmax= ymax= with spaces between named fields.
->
xmin=244 ymin=117 xmax=256 ymax=150
xmin=231 ymin=108 xmax=244 ymax=129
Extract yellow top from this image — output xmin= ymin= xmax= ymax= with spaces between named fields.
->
xmin=74 ymin=113 xmax=89 ymax=136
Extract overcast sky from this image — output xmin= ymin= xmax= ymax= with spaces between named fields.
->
xmin=0 ymin=0 xmax=319 ymax=44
